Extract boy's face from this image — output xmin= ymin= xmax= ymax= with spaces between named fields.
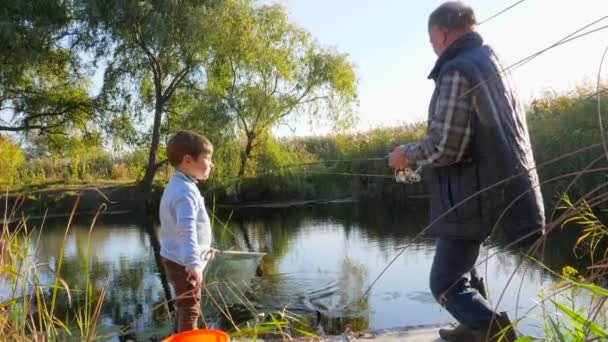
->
xmin=182 ymin=152 xmax=213 ymax=181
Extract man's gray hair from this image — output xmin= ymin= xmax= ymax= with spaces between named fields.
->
xmin=428 ymin=2 xmax=477 ymax=31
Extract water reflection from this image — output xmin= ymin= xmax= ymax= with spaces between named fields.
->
xmin=36 ymin=218 xmax=171 ymax=341
xmin=21 ymin=201 xmax=576 ymax=340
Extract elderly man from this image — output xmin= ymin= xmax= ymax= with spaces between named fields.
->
xmin=388 ymin=2 xmax=545 ymax=341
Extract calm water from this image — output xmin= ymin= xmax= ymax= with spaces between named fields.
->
xmin=32 ymin=201 xmax=574 ymax=340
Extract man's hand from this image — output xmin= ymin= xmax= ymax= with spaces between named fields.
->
xmin=388 ymin=145 xmax=410 ymax=170
xmin=186 ymin=266 xmax=203 ymax=289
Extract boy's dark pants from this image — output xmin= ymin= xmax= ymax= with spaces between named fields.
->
xmin=162 ymin=257 xmax=201 ymax=332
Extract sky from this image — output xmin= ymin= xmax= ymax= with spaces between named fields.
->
xmin=7 ymin=1 xmax=605 ymax=141
xmin=266 ymin=0 xmax=608 ymax=136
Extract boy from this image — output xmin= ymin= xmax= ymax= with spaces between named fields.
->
xmin=159 ymin=130 xmax=215 ymax=332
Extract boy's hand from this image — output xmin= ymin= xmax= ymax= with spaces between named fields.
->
xmin=203 ymin=248 xmax=218 ymax=261
xmin=186 ymin=266 xmax=203 ymax=289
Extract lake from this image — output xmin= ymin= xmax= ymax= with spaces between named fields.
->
xmin=30 ymin=200 xmax=574 ymax=340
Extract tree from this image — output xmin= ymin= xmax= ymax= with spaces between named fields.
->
xmin=78 ymin=0 xmax=221 ymax=194
xmin=206 ymin=0 xmax=358 ymax=177
xmin=170 ymin=87 xmax=242 ymax=187
xmin=0 ymin=0 xmax=96 ymax=136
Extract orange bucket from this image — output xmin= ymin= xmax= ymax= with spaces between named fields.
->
xmin=162 ymin=329 xmax=230 ymax=342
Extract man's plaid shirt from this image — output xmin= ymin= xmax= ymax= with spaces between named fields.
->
xmin=405 ymin=70 xmax=473 ymax=167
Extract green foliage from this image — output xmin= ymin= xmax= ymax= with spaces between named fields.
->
xmin=527 ymin=86 xmax=608 ymax=202
xmin=233 ymin=308 xmax=319 ymax=341
xmin=206 ymin=0 xmax=358 ymax=176
xmin=0 ymin=0 xmax=98 ymax=139
xmin=525 ymin=187 xmax=608 ymax=341
xmin=8 ymin=150 xmax=143 ymax=190
xmin=0 ymin=136 xmax=25 ymax=186
xmin=532 ymin=267 xmax=608 ymax=342
xmin=226 ymin=124 xmax=427 ymax=202
xmin=77 ymin=0 xmax=224 ymax=190
xmin=2 ymin=0 xmax=606 ymax=209
xmin=2 ymin=0 xmax=361 ymax=195
xmin=558 ymin=194 xmax=608 ymax=263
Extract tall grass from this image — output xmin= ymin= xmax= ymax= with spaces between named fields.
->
xmin=2 ymin=188 xmax=318 ymax=341
xmin=528 ymin=87 xmax=608 ymax=203
xmin=219 ymin=123 xmax=428 ymax=202
xmin=3 ymin=85 xmax=607 ymax=205
xmin=527 ymin=194 xmax=608 ymax=341
xmin=214 ymin=87 xmax=608 ymax=203
xmin=1 ymin=192 xmax=108 ymax=341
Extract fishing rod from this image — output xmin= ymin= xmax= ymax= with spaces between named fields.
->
xmin=209 ymin=156 xmax=424 ymax=192
xmin=296 ymin=167 xmax=423 ymax=184
xmin=273 ymin=157 xmax=390 ymax=169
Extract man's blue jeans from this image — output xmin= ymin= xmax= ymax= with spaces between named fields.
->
xmin=429 ymin=238 xmax=497 ymax=329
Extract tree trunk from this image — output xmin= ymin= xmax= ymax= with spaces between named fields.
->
xmin=237 ymin=219 xmax=254 ymax=251
xmin=238 ymin=135 xmax=255 ymax=177
xmin=141 ymin=99 xmax=164 ymax=198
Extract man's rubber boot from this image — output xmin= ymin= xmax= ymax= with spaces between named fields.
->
xmin=473 ymin=311 xmax=519 ymax=342
xmin=438 ymin=277 xmax=487 ymax=341
xmin=470 ymin=276 xmax=488 ymax=299
xmin=438 ymin=324 xmax=476 ymax=341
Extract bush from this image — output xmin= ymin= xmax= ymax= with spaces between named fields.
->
xmin=111 ymin=163 xmax=130 ymax=180
xmin=0 ymin=136 xmax=25 ymax=186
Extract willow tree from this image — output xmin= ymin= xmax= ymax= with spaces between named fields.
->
xmin=0 ymin=0 xmax=95 ymax=136
xmin=206 ymin=0 xmax=358 ymax=177
xmin=78 ymin=0 xmax=221 ymax=194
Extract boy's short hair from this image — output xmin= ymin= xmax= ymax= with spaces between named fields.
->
xmin=167 ymin=130 xmax=213 ymax=167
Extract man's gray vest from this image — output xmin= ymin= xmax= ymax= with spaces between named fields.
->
xmin=426 ymin=32 xmax=545 ymax=242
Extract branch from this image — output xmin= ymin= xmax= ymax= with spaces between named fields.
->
xmin=0 ymin=124 xmax=45 ymax=132
xmin=162 ymin=66 xmax=191 ymax=101
xmin=134 ymin=26 xmax=162 ymax=80
xmin=154 ymin=159 xmax=168 ymax=172
xmin=270 ymin=72 xmax=280 ymax=97
xmin=225 ymin=60 xmax=252 ymax=135
xmin=249 ymin=72 xmax=282 ymax=135
xmin=272 ymin=86 xmax=314 ymax=123
xmin=133 ymin=40 xmax=164 ymax=105
xmin=0 ymin=121 xmax=67 ymax=134
xmin=0 ymin=106 xmax=18 ymax=112
xmin=261 ymin=85 xmax=328 ymax=132
xmin=230 ymin=58 xmax=238 ymax=91
xmin=222 ymin=90 xmax=249 ymax=134
xmin=296 ymin=95 xmax=329 ymax=106
xmin=252 ymin=83 xmax=268 ymax=132
xmin=0 ymin=97 xmax=96 ymax=133
xmin=22 ymin=100 xmax=93 ymax=123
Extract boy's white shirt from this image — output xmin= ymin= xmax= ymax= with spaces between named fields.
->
xmin=159 ymin=169 xmax=212 ymax=271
